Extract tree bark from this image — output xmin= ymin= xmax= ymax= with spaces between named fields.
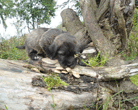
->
xmin=61 ymin=0 xmax=135 ymax=58
xmin=1 ymin=58 xmax=138 ymax=109
xmin=79 ymin=0 xmax=117 ymax=57
xmin=0 ymin=59 xmax=98 ymax=110
xmin=61 ymin=8 xmax=91 ymax=49
xmin=20 ymin=58 xmax=138 ymax=81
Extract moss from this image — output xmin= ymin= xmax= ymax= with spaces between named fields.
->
xmin=130 ymin=74 xmax=138 ymax=86
xmin=43 ymin=74 xmax=69 ymax=91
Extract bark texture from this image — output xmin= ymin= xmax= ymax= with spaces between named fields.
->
xmin=26 ymin=58 xmax=138 ymax=81
xmin=61 ymin=8 xmax=91 ymax=49
xmin=79 ymin=0 xmax=117 ymax=57
xmin=61 ymin=0 xmax=135 ymax=57
xmin=0 ymin=59 xmax=97 ymax=110
xmin=1 ymin=58 xmax=138 ymax=110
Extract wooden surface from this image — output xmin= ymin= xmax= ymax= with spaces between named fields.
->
xmin=0 ymin=58 xmax=138 ymax=110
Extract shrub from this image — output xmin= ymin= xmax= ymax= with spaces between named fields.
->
xmin=0 ymin=35 xmax=28 ymax=60
xmin=122 ymin=9 xmax=138 ymax=60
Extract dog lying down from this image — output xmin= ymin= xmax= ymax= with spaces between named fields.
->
xmin=16 ymin=28 xmax=82 ymax=68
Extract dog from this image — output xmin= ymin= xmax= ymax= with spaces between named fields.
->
xmin=17 ymin=28 xmax=81 ymax=68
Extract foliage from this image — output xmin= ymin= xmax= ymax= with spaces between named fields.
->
xmin=15 ymin=0 xmax=56 ymax=30
xmin=58 ymin=0 xmax=81 ymax=16
xmin=82 ymin=90 xmax=138 ymax=109
xmin=122 ymin=9 xmax=138 ymax=60
xmin=56 ymin=23 xmax=66 ymax=31
xmin=0 ymin=35 xmax=28 ymax=60
xmin=81 ymin=52 xmax=108 ymax=67
xmin=132 ymin=9 xmax=138 ymax=29
xmin=0 ymin=0 xmax=15 ymax=28
xmin=131 ymin=106 xmax=138 ymax=110
xmin=130 ymin=74 xmax=138 ymax=86
xmin=43 ymin=74 xmax=69 ymax=91
xmin=0 ymin=0 xmax=56 ymax=30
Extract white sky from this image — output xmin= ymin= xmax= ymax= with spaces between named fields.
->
xmin=0 ymin=0 xmax=74 ymax=39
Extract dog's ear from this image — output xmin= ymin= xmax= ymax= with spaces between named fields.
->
xmin=48 ymin=43 xmax=58 ymax=59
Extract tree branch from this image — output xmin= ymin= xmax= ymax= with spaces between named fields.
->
xmin=124 ymin=0 xmax=136 ymax=36
xmin=114 ymin=0 xmax=128 ymax=49
xmin=96 ymin=0 xmax=110 ymax=22
xmin=79 ymin=0 xmax=117 ymax=57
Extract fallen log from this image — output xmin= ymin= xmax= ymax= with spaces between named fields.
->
xmin=0 ymin=59 xmax=99 ymax=110
xmin=0 ymin=58 xmax=138 ymax=109
xmin=20 ymin=57 xmax=138 ymax=81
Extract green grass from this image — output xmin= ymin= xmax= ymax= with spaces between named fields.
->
xmin=122 ymin=31 xmax=138 ymax=60
xmin=50 ymin=91 xmax=57 ymax=110
xmin=122 ymin=9 xmax=138 ymax=60
xmin=43 ymin=74 xmax=69 ymax=91
xmin=131 ymin=106 xmax=138 ymax=110
xmin=81 ymin=52 xmax=108 ymax=67
xmin=5 ymin=105 xmax=8 ymax=110
xmin=130 ymin=74 xmax=138 ymax=86
xmin=0 ymin=35 xmax=28 ymax=60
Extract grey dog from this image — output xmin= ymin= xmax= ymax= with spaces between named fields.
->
xmin=17 ymin=28 xmax=81 ymax=68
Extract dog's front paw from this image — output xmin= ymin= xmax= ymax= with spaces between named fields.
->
xmin=32 ymin=55 xmax=42 ymax=61
xmin=34 ymin=56 xmax=40 ymax=60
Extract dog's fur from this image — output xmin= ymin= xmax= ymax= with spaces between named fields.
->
xmin=17 ymin=28 xmax=80 ymax=68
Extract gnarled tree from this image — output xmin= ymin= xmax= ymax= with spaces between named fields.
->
xmin=61 ymin=0 xmax=135 ymax=64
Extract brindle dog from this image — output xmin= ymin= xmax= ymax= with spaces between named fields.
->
xmin=17 ymin=28 xmax=80 ymax=68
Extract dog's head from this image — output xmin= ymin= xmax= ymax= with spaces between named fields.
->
xmin=48 ymin=34 xmax=80 ymax=68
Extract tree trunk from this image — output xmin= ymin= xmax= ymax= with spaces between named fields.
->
xmin=61 ymin=0 xmax=135 ymax=58
xmin=61 ymin=8 xmax=92 ymax=50
xmin=79 ymin=0 xmax=118 ymax=57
